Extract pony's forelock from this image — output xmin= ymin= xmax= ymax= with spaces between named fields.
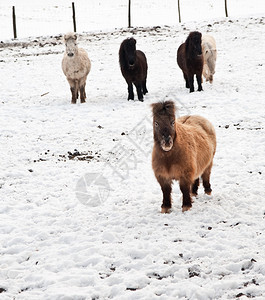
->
xmin=64 ymin=32 xmax=77 ymax=43
xmin=152 ymin=101 xmax=176 ymax=118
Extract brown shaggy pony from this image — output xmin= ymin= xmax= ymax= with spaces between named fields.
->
xmin=177 ymin=31 xmax=203 ymax=93
xmin=119 ymin=38 xmax=148 ymax=101
xmin=152 ymin=101 xmax=216 ymax=212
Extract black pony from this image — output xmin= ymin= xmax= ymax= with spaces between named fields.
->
xmin=119 ymin=38 xmax=148 ymax=101
xmin=177 ymin=31 xmax=203 ymax=93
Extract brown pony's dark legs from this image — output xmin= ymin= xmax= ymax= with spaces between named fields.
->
xmin=156 ymin=176 xmax=172 ymax=213
xmin=180 ymin=179 xmax=192 ymax=211
xmin=142 ymin=79 xmax=148 ymax=95
xmin=135 ymin=84 xmax=144 ymax=101
xmin=202 ymin=163 xmax=213 ymax=195
xmin=196 ymin=73 xmax=203 ymax=91
xmin=192 ymin=178 xmax=200 ymax=196
xmin=184 ymin=74 xmax=190 ymax=88
xmin=188 ymin=76 xmax=195 ymax=93
xmin=127 ymin=81 xmax=134 ymax=100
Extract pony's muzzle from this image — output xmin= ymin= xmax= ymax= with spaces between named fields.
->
xmin=164 ymin=136 xmax=171 ymax=144
xmin=68 ymin=53 xmax=74 ymax=57
xmin=129 ymin=60 xmax=135 ymax=67
xmin=161 ymin=136 xmax=173 ymax=152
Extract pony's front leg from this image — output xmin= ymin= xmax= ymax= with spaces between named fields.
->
xmin=127 ymin=81 xmax=134 ymax=100
xmin=179 ymin=178 xmax=192 ymax=212
xmin=80 ymin=86 xmax=86 ymax=103
xmin=156 ymin=176 xmax=172 ymax=213
xmin=196 ymin=73 xmax=203 ymax=91
xmin=188 ymin=76 xmax=194 ymax=93
xmin=70 ymin=87 xmax=77 ymax=104
xmin=184 ymin=74 xmax=190 ymax=88
xmin=136 ymin=84 xmax=144 ymax=102
xmin=68 ymin=79 xmax=77 ymax=104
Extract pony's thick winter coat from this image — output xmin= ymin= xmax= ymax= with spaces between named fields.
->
xmin=62 ymin=32 xmax=91 ymax=103
xmin=152 ymin=101 xmax=216 ymax=212
xmin=119 ymin=38 xmax=148 ymax=101
xmin=177 ymin=31 xmax=203 ymax=93
xmin=202 ymin=35 xmax=217 ymax=83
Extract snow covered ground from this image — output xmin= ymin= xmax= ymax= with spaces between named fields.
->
xmin=1 ymin=1 xmax=265 ymax=299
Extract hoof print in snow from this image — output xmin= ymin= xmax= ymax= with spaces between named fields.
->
xmin=188 ymin=266 xmax=201 ymax=278
xmin=236 ymin=292 xmax=255 ymax=298
xmin=148 ymin=272 xmax=166 ymax=280
xmin=236 ymin=293 xmax=245 ymax=298
xmin=126 ymin=287 xmax=139 ymax=291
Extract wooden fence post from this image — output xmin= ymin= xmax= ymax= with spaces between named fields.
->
xmin=12 ymin=6 xmax=17 ymax=39
xmin=178 ymin=0 xmax=181 ymax=23
xmin=72 ymin=2 xmax=77 ymax=32
xmin=225 ymin=0 xmax=228 ymax=17
xmin=128 ymin=0 xmax=131 ymax=28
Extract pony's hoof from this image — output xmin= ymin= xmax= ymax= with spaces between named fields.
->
xmin=81 ymin=100 xmax=86 ymax=103
xmin=161 ymin=207 xmax=171 ymax=214
xmin=139 ymin=98 xmax=144 ymax=102
xmin=182 ymin=205 xmax=192 ymax=212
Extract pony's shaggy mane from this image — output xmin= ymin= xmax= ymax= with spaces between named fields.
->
xmin=119 ymin=38 xmax=136 ymax=69
xmin=185 ymin=31 xmax=201 ymax=54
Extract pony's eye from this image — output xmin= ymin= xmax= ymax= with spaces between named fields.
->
xmin=155 ymin=122 xmax=159 ymax=128
xmin=171 ymin=120 xmax=175 ymax=126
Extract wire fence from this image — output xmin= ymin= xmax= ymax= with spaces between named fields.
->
xmin=1 ymin=0 xmax=262 ymax=40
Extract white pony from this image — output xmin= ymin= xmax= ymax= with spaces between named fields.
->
xmin=201 ymin=35 xmax=217 ymax=83
xmin=62 ymin=32 xmax=91 ymax=104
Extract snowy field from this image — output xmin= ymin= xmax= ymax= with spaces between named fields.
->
xmin=1 ymin=1 xmax=265 ymax=300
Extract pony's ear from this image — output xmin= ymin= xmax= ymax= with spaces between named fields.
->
xmin=150 ymin=103 xmax=156 ymax=112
